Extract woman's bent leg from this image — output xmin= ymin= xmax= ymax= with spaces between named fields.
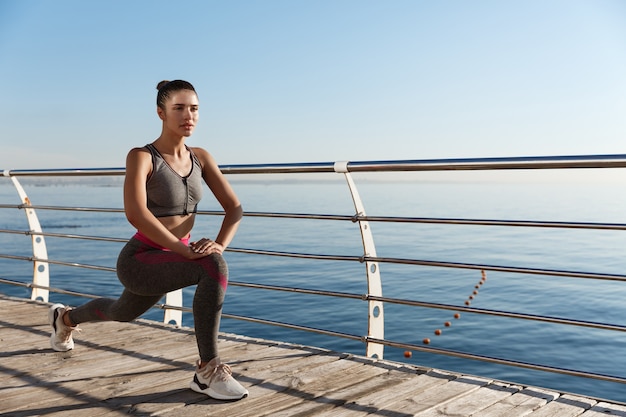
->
xmin=116 ymin=239 xmax=229 ymax=362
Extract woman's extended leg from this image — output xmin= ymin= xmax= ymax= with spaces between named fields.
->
xmin=48 ymin=289 xmax=162 ymax=352
xmin=68 ymin=290 xmax=164 ymax=324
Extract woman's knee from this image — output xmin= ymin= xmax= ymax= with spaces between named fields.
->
xmin=199 ymin=254 xmax=228 ymax=279
xmin=206 ymin=253 xmax=228 ymax=273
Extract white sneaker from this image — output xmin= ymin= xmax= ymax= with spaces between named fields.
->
xmin=48 ymin=303 xmax=79 ymax=351
xmin=190 ymin=357 xmax=248 ymax=400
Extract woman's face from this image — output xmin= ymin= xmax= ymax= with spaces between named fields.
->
xmin=158 ymin=90 xmax=199 ymax=137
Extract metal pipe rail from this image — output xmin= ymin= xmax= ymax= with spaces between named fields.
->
xmin=5 ymin=153 xmax=626 ymax=177
xmin=215 ymin=154 xmax=626 ymax=174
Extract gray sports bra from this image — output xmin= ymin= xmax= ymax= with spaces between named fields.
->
xmin=144 ymin=143 xmax=204 ymax=217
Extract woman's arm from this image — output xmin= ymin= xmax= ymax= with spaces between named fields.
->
xmin=191 ymin=147 xmax=243 ymax=254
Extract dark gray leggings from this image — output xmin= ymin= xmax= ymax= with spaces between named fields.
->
xmin=68 ymin=237 xmax=228 ymax=362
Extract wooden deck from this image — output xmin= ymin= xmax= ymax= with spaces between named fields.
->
xmin=2 ymin=295 xmax=626 ymax=417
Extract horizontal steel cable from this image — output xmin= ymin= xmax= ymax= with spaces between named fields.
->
xmin=2 ymin=232 xmax=625 ymax=282
xmin=5 ymin=203 xmax=626 ymax=231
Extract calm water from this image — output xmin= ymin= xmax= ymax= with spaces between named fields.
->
xmin=1 ymin=171 xmax=626 ymax=402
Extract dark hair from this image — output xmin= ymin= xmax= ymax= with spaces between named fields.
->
xmin=156 ymin=80 xmax=197 ymax=109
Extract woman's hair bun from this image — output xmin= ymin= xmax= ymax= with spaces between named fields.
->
xmin=156 ymin=80 xmax=170 ymax=90
xmin=155 ymin=80 xmax=196 ymax=109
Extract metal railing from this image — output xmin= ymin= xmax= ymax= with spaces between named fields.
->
xmin=2 ymin=154 xmax=626 ymax=390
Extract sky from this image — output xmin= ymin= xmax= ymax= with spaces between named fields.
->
xmin=1 ymin=0 xmax=626 ymax=170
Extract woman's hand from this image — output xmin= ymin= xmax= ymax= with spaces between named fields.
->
xmin=189 ymin=238 xmax=224 ymax=256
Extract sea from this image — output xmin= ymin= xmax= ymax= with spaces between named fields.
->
xmin=1 ymin=169 xmax=626 ymax=403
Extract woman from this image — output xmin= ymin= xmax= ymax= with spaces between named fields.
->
xmin=47 ymin=80 xmax=248 ymax=401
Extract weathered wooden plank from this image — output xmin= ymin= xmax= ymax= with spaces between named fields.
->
xmin=415 ymin=382 xmax=521 ymax=416
xmin=311 ymin=369 xmax=450 ymax=417
xmin=291 ymin=366 xmax=437 ymax=417
xmin=0 ymin=347 xmax=59 ymax=384
xmin=0 ymin=324 xmax=43 ymax=346
xmin=2 ymin=330 xmax=262 ymax=415
xmin=2 ymin=297 xmax=44 ymax=314
xmin=71 ymin=322 xmax=190 ymax=352
xmin=3 ymin=333 xmax=266 ymax=417
xmin=33 ymin=408 xmax=131 ymax=417
xmin=581 ymin=401 xmax=626 ymax=416
xmin=209 ymin=355 xmax=376 ymax=417
xmin=66 ymin=361 xmax=200 ymax=417
xmin=83 ymin=339 xmax=317 ymax=416
xmin=524 ymin=393 xmax=597 ymax=417
xmin=4 ymin=362 xmax=196 ymax=417
xmin=158 ymin=348 xmax=344 ymax=417
xmin=472 ymin=386 xmax=560 ymax=417
xmin=100 ymin=348 xmax=314 ymax=416
xmin=0 ymin=322 xmax=50 ymax=351
xmin=266 ymin=358 xmax=394 ymax=417
xmin=1 ymin=316 xmax=169 ymax=362
xmin=371 ymin=374 xmax=491 ymax=416
xmin=2 ymin=349 xmax=194 ymax=414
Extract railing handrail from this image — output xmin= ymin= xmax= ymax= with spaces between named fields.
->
xmin=2 ymin=153 xmax=626 ymax=399
xmin=4 ymin=153 xmax=626 ymax=177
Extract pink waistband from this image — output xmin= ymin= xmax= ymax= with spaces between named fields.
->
xmin=133 ymin=231 xmax=190 ymax=250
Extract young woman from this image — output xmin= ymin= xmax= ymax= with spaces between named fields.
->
xmin=48 ymin=80 xmax=248 ymax=401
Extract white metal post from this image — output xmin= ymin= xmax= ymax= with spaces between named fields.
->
xmin=334 ymin=162 xmax=385 ymax=359
xmin=9 ymin=175 xmax=50 ymax=302
xmin=164 ymin=289 xmax=183 ymax=327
